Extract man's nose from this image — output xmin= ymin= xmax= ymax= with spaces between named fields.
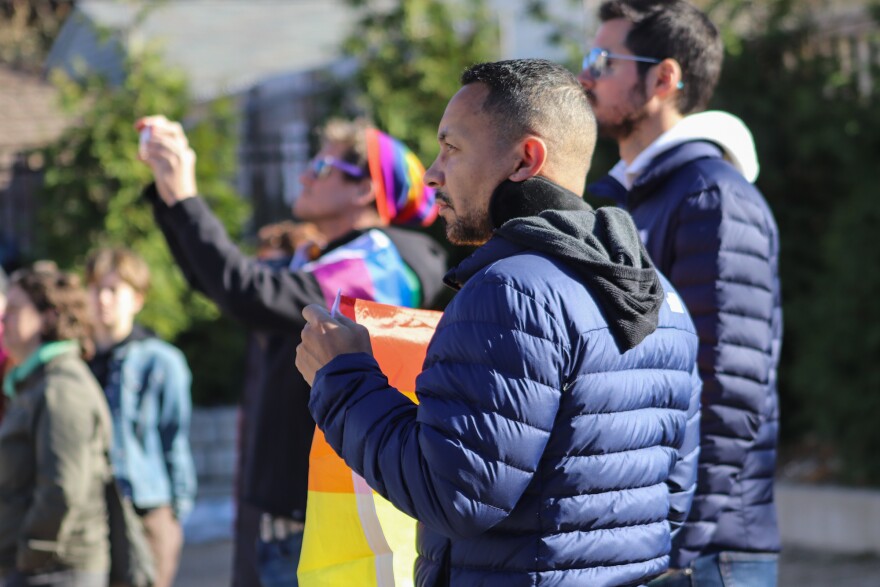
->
xmin=299 ymin=167 xmax=314 ymax=188
xmin=424 ymin=159 xmax=443 ymax=189
xmin=577 ymin=68 xmax=596 ymax=91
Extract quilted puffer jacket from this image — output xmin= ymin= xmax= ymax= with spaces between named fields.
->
xmin=589 ymin=112 xmax=782 ymax=566
xmin=310 ymin=179 xmax=702 ymax=586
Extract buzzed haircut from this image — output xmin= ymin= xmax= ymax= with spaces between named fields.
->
xmin=461 ymin=59 xmax=596 ymax=169
xmin=85 ymin=247 xmax=151 ymax=295
xmin=599 ymin=0 xmax=723 ymax=114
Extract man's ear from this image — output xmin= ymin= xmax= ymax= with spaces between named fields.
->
xmin=651 ymin=58 xmax=684 ymax=101
xmin=508 ymin=136 xmax=547 ymax=182
xmin=133 ymin=292 xmax=145 ymax=315
xmin=354 ymin=178 xmax=377 ymax=206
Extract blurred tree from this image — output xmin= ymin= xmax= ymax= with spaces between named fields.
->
xmin=342 ymin=0 xmax=500 ymax=162
xmin=37 ymin=43 xmax=249 ymax=405
xmin=0 ymin=0 xmax=75 ymax=71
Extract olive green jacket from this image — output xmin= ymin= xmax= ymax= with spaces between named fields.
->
xmin=0 ymin=350 xmax=112 ymax=574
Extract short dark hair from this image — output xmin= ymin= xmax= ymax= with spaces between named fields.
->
xmin=461 ymin=59 xmax=596 ymax=170
xmin=11 ymin=266 xmax=94 ymax=360
xmin=599 ymin=0 xmax=723 ymax=114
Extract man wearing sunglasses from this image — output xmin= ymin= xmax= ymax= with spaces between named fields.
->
xmin=136 ymin=115 xmax=447 ymax=587
xmin=581 ymin=2 xmax=782 ymax=586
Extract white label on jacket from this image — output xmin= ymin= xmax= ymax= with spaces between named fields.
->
xmin=666 ymin=291 xmax=685 ymax=314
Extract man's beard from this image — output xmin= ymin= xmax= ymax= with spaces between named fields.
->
xmin=441 ymin=207 xmax=494 ymax=246
xmin=595 ymin=81 xmax=650 ymax=141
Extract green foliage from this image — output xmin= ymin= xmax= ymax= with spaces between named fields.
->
xmin=342 ymin=0 xmax=500 ymax=161
xmin=793 ymin=181 xmax=880 ymax=484
xmin=38 ymin=44 xmax=249 ymax=405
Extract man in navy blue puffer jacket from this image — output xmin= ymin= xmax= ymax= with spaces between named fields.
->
xmin=296 ymin=59 xmax=702 ymax=587
xmin=581 ymin=2 xmax=783 ymax=585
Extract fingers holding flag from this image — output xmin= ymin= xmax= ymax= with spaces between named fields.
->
xmin=296 ymin=304 xmax=373 ymax=386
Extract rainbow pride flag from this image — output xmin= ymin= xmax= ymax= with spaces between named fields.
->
xmin=298 ymin=296 xmax=442 ymax=587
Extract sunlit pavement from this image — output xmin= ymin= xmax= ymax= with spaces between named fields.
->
xmin=173 ymin=538 xmax=880 ymax=587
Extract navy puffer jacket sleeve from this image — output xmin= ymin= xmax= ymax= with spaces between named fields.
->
xmin=309 ymin=275 xmax=566 ymax=539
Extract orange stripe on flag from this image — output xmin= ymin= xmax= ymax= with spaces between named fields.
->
xmin=300 ymin=296 xmax=442 ymax=587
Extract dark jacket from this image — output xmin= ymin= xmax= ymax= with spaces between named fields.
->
xmin=0 ymin=351 xmax=112 ymax=574
xmin=309 ymin=179 xmax=701 ymax=586
xmin=88 ymin=326 xmax=197 ymax=520
xmin=145 ymin=185 xmax=447 ymax=519
xmin=590 ymin=139 xmax=783 ymax=566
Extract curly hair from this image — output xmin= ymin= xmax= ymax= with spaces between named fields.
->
xmin=10 ymin=266 xmax=95 ymax=360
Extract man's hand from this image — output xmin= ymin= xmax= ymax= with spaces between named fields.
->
xmin=296 ymin=304 xmax=373 ymax=386
xmin=135 ymin=115 xmax=198 ymax=206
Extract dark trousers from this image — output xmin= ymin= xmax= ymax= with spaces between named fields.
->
xmin=232 ymin=501 xmax=262 ymax=587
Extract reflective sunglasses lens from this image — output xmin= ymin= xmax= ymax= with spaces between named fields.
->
xmin=588 ymin=49 xmax=608 ymax=78
xmin=310 ymin=159 xmax=330 ymax=179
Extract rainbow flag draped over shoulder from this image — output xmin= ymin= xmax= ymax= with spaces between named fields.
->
xmin=298 ymin=296 xmax=442 ymax=587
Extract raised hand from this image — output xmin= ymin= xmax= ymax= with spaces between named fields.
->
xmin=135 ymin=115 xmax=198 ymax=206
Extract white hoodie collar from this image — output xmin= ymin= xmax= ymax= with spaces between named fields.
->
xmin=610 ymin=110 xmax=760 ymax=190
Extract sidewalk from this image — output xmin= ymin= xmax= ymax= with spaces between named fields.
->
xmin=177 ymin=539 xmax=233 ymax=586
xmin=175 ymin=537 xmax=880 ymax=587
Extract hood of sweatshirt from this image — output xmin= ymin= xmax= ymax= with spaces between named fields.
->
xmin=609 ymin=110 xmax=760 ymax=191
xmin=446 ymin=177 xmax=664 ymax=352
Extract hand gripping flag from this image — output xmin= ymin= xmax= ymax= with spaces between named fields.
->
xmin=298 ymin=295 xmax=442 ymax=587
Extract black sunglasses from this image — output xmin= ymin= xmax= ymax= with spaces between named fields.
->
xmin=582 ymin=47 xmax=661 ymax=79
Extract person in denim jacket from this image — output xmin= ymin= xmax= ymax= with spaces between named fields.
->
xmin=85 ymin=248 xmax=196 ymax=587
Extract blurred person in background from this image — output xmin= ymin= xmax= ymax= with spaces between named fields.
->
xmin=0 ymin=267 xmax=10 ymax=424
xmin=581 ymin=2 xmax=783 ymax=585
xmin=234 ymin=220 xmax=324 ymax=587
xmin=0 ymin=266 xmax=112 ymax=587
xmin=137 ymin=115 xmax=447 ymax=587
xmin=85 ymin=247 xmax=196 ymax=587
